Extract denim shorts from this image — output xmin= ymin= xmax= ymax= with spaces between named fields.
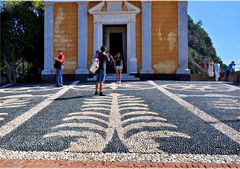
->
xmin=97 ymin=70 xmax=106 ymax=82
xmin=116 ymin=66 xmax=123 ymax=70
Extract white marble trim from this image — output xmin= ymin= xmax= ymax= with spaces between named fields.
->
xmin=89 ymin=2 xmax=140 ymax=74
xmin=141 ymin=1 xmax=153 ymax=74
xmin=177 ymin=1 xmax=190 ymax=74
xmin=42 ymin=2 xmax=54 ymax=75
xmin=76 ymin=2 xmax=89 ymax=74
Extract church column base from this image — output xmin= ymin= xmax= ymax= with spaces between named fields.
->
xmin=129 ymin=58 xmax=137 ymax=74
xmin=140 ymin=68 xmax=154 ymax=74
xmin=177 ymin=68 xmax=190 ymax=74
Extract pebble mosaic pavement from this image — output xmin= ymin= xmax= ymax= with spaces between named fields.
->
xmin=0 ymin=81 xmax=239 ymax=168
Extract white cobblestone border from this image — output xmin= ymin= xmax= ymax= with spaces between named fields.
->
xmin=148 ymin=81 xmax=240 ymax=145
xmin=0 ymin=149 xmax=239 ymax=164
xmin=0 ymin=81 xmax=79 ymax=138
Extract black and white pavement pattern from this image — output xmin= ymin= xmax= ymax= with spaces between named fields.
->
xmin=0 ymin=81 xmax=239 ymax=163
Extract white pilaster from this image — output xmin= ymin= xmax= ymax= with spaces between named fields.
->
xmin=93 ymin=22 xmax=103 ymax=60
xmin=42 ymin=2 xmax=54 ymax=75
xmin=76 ymin=2 xmax=89 ymax=74
xmin=129 ymin=21 xmax=137 ymax=74
xmin=141 ymin=1 xmax=153 ymax=74
xmin=177 ymin=1 xmax=190 ymax=74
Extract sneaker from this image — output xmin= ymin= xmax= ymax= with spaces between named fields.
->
xmin=99 ymin=92 xmax=106 ymax=96
xmin=94 ymin=91 xmax=98 ymax=95
xmin=119 ymin=81 xmax=121 ymax=84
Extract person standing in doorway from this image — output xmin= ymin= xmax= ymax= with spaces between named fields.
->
xmin=115 ymin=52 xmax=123 ymax=84
xmin=214 ymin=60 xmax=220 ymax=81
xmin=54 ymin=49 xmax=65 ymax=87
xmin=95 ymin=46 xmax=110 ymax=96
xmin=224 ymin=61 xmax=235 ymax=81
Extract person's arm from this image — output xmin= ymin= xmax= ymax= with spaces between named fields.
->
xmin=60 ymin=55 xmax=65 ymax=64
xmin=56 ymin=55 xmax=64 ymax=64
xmin=54 ymin=57 xmax=61 ymax=62
xmin=107 ymin=54 xmax=111 ymax=62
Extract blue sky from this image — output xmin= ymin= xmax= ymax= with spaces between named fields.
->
xmin=188 ymin=1 xmax=240 ymax=67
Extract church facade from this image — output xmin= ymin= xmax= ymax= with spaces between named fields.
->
xmin=42 ymin=1 xmax=190 ymax=81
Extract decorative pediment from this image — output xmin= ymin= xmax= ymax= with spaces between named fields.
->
xmin=89 ymin=1 xmax=140 ymax=14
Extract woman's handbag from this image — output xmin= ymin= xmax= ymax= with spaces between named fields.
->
xmin=89 ymin=58 xmax=99 ymax=73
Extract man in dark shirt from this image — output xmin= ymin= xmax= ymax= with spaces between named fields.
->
xmin=95 ymin=46 xmax=110 ymax=96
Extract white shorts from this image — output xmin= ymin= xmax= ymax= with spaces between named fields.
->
xmin=116 ymin=66 xmax=123 ymax=70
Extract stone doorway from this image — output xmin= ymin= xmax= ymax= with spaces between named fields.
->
xmin=103 ymin=25 xmax=127 ymax=73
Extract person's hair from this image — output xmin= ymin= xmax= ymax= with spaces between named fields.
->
xmin=100 ymin=46 xmax=105 ymax=52
xmin=96 ymin=50 xmax=99 ymax=54
xmin=117 ymin=52 xmax=122 ymax=59
xmin=231 ymin=61 xmax=235 ymax=64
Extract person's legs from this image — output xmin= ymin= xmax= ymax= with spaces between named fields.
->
xmin=218 ymin=71 xmax=220 ymax=81
xmin=59 ymin=65 xmax=63 ymax=86
xmin=119 ymin=69 xmax=122 ymax=83
xmin=56 ymin=68 xmax=60 ymax=86
xmin=99 ymin=71 xmax=106 ymax=96
xmin=116 ymin=69 xmax=119 ymax=82
xmin=215 ymin=71 xmax=220 ymax=81
xmin=95 ymin=83 xmax=99 ymax=95
xmin=100 ymin=82 xmax=103 ymax=92
xmin=225 ymin=70 xmax=230 ymax=81
xmin=95 ymin=73 xmax=100 ymax=95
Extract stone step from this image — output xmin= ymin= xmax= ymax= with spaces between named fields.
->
xmin=87 ymin=74 xmax=140 ymax=82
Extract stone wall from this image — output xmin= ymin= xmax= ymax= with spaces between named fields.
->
xmin=191 ymin=71 xmax=240 ymax=83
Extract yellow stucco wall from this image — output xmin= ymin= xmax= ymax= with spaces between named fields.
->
xmin=53 ymin=1 xmax=179 ymax=75
xmin=152 ymin=1 xmax=178 ymax=74
xmin=53 ymin=3 xmax=78 ymax=74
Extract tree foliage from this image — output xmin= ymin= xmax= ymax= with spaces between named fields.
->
xmin=1 ymin=1 xmax=44 ymax=83
xmin=188 ymin=15 xmax=227 ymax=74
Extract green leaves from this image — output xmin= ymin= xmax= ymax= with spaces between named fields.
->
xmin=1 ymin=1 xmax=44 ymax=83
xmin=188 ymin=15 xmax=226 ymax=74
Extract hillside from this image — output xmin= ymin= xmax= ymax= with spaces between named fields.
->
xmin=188 ymin=15 xmax=227 ymax=74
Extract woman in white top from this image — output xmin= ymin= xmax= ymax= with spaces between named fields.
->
xmin=214 ymin=60 xmax=221 ymax=81
xmin=208 ymin=58 xmax=214 ymax=79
